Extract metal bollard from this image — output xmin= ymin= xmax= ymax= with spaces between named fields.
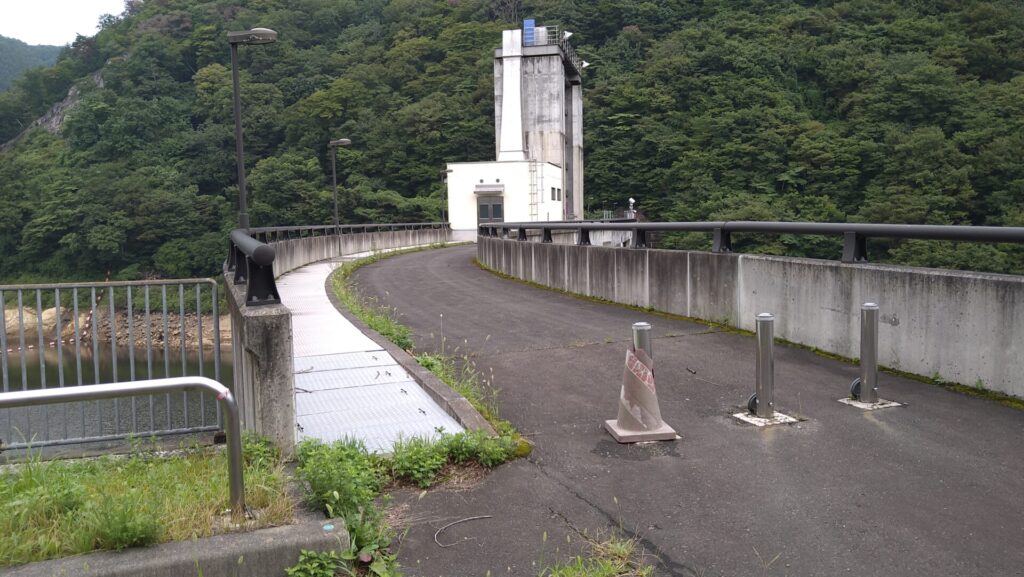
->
xmin=851 ymin=303 xmax=879 ymax=403
xmin=633 ymin=321 xmax=652 ymax=359
xmin=748 ymin=313 xmax=775 ymax=418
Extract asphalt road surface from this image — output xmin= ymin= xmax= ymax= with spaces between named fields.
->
xmin=353 ymin=244 xmax=1024 ymax=577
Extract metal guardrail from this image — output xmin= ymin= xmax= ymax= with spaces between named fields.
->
xmin=0 ymin=376 xmax=245 ymax=518
xmin=228 ymin=223 xmax=450 ymax=307
xmin=0 ymin=279 xmax=222 ymax=450
xmin=479 ymin=221 xmax=1024 ymax=263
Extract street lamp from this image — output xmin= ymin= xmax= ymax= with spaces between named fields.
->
xmin=440 ymin=168 xmax=453 ymax=223
xmin=328 ymin=138 xmax=352 ymax=228
xmin=228 ymin=27 xmax=277 ymax=229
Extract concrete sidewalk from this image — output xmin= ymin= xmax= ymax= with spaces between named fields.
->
xmin=276 ymin=253 xmax=463 ymax=453
xmin=354 ymin=245 xmax=1024 ymax=577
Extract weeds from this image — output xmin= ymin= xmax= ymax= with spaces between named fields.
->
xmin=0 ymin=433 xmax=291 ymax=567
xmin=539 ymin=533 xmax=654 ymax=577
xmin=286 ymin=549 xmax=342 ymax=577
xmin=391 ymin=437 xmax=448 ymax=488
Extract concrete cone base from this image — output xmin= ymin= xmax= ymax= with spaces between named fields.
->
xmin=604 ymin=419 xmax=678 ymax=443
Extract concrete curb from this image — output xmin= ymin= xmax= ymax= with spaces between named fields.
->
xmin=2 ymin=514 xmax=346 ymax=577
xmin=323 ymin=254 xmax=497 ymax=437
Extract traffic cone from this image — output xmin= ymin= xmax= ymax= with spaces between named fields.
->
xmin=604 ymin=322 xmax=677 ymax=443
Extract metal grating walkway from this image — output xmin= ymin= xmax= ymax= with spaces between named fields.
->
xmin=277 ymin=257 xmax=462 ymax=453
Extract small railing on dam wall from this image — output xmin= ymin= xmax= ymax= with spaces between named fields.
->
xmin=478 ymin=224 xmax=1024 ymax=398
xmin=480 ymin=221 xmax=1024 ymax=263
xmin=225 ymin=222 xmax=451 ymax=453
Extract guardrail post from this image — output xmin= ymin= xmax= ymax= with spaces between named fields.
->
xmin=748 ymin=312 xmax=775 ymax=418
xmin=578 ymin=228 xmax=591 ymax=246
xmin=518 ymin=228 xmax=528 ymax=241
xmin=851 ymin=303 xmax=879 ymax=402
xmin=712 ymin=228 xmax=732 ymax=253
xmin=542 ymin=228 xmax=553 ymax=243
xmin=842 ymin=232 xmax=868 ymax=263
xmin=501 ymin=227 xmax=510 ymax=239
xmin=633 ymin=321 xmax=652 ymax=358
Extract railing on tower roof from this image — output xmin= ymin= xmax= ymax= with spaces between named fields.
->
xmin=524 ymin=24 xmax=584 ymax=76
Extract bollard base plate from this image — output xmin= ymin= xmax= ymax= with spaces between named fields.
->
xmin=838 ymin=397 xmax=902 ymax=410
xmin=732 ymin=411 xmax=798 ymax=427
xmin=604 ymin=420 xmax=678 ymax=443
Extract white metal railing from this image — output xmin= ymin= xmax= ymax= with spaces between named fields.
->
xmin=0 ymin=376 xmax=245 ymax=518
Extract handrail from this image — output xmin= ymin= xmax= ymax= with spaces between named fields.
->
xmin=228 ymin=229 xmax=280 ymax=306
xmin=0 ymin=278 xmax=219 ymax=291
xmin=246 ymin=222 xmax=449 ymax=244
xmin=227 ymin=223 xmax=450 ymax=306
xmin=479 ymin=221 xmax=1024 ymax=263
xmin=0 ymin=376 xmax=246 ymax=519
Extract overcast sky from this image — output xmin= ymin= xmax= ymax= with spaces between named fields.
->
xmin=0 ymin=0 xmax=126 ymax=46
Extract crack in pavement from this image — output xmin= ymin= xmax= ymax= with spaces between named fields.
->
xmin=526 ymin=456 xmax=702 ymax=577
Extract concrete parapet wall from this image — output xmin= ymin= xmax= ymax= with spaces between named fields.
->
xmin=272 ymin=228 xmax=450 ymax=277
xmin=225 ymin=273 xmax=296 ymax=455
xmin=479 ymin=237 xmax=1024 ymax=397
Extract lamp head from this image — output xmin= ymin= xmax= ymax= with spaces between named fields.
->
xmin=329 ymin=138 xmax=352 ymax=148
xmin=227 ymin=28 xmax=278 ymax=45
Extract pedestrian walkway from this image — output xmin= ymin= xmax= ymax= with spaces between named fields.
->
xmin=276 ymin=253 xmax=462 ymax=453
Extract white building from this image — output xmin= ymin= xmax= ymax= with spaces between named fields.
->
xmin=447 ymin=20 xmax=586 ymax=240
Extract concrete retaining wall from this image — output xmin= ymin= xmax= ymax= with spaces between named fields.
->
xmin=479 ymin=237 xmax=1024 ymax=398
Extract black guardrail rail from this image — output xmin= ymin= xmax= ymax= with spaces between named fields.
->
xmin=479 ymin=221 xmax=1024 ymax=263
xmin=228 ymin=223 xmax=450 ymax=306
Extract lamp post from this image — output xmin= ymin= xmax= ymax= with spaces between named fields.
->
xmin=328 ymin=138 xmax=352 ymax=228
xmin=440 ymin=168 xmax=453 ymax=223
xmin=228 ymin=27 xmax=277 ymax=229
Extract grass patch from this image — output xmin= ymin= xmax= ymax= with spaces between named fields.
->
xmin=294 ymin=433 xmax=519 ymax=577
xmin=539 ymin=533 xmax=655 ymax=577
xmin=0 ymin=432 xmax=292 ymax=567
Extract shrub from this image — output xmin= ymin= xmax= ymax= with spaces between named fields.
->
xmin=444 ymin=430 xmax=484 ymax=464
xmin=286 ymin=549 xmax=341 ymax=577
xmin=477 ymin=434 xmax=516 ymax=468
xmin=242 ymin=431 xmax=280 ymax=468
xmin=296 ymin=438 xmax=385 ymax=517
xmin=391 ymin=436 xmax=448 ymax=488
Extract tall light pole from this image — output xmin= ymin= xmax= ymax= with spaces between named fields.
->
xmin=440 ymin=168 xmax=453 ymax=223
xmin=228 ymin=27 xmax=277 ymax=229
xmin=328 ymin=138 xmax=352 ymax=228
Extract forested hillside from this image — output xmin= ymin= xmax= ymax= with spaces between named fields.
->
xmin=0 ymin=36 xmax=62 ymax=92
xmin=0 ymin=0 xmax=1021 ymax=282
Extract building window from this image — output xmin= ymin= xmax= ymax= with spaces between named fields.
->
xmin=551 ymin=187 xmax=556 ymax=201
xmin=492 ymin=204 xmax=503 ymax=219
xmin=557 ymin=188 xmax=562 ymax=201
xmin=479 ymin=204 xmax=490 ymax=219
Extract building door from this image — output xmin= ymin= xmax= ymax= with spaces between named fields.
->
xmin=477 ymin=197 xmax=504 ymax=224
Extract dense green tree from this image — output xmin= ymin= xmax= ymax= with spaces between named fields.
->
xmin=1 ymin=0 xmax=1022 ymax=281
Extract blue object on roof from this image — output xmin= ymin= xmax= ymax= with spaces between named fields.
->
xmin=523 ymin=19 xmax=535 ymax=46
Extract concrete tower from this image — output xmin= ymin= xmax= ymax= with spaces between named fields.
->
xmin=494 ymin=21 xmax=585 ymax=219
xmin=446 ymin=20 xmax=586 ymax=239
